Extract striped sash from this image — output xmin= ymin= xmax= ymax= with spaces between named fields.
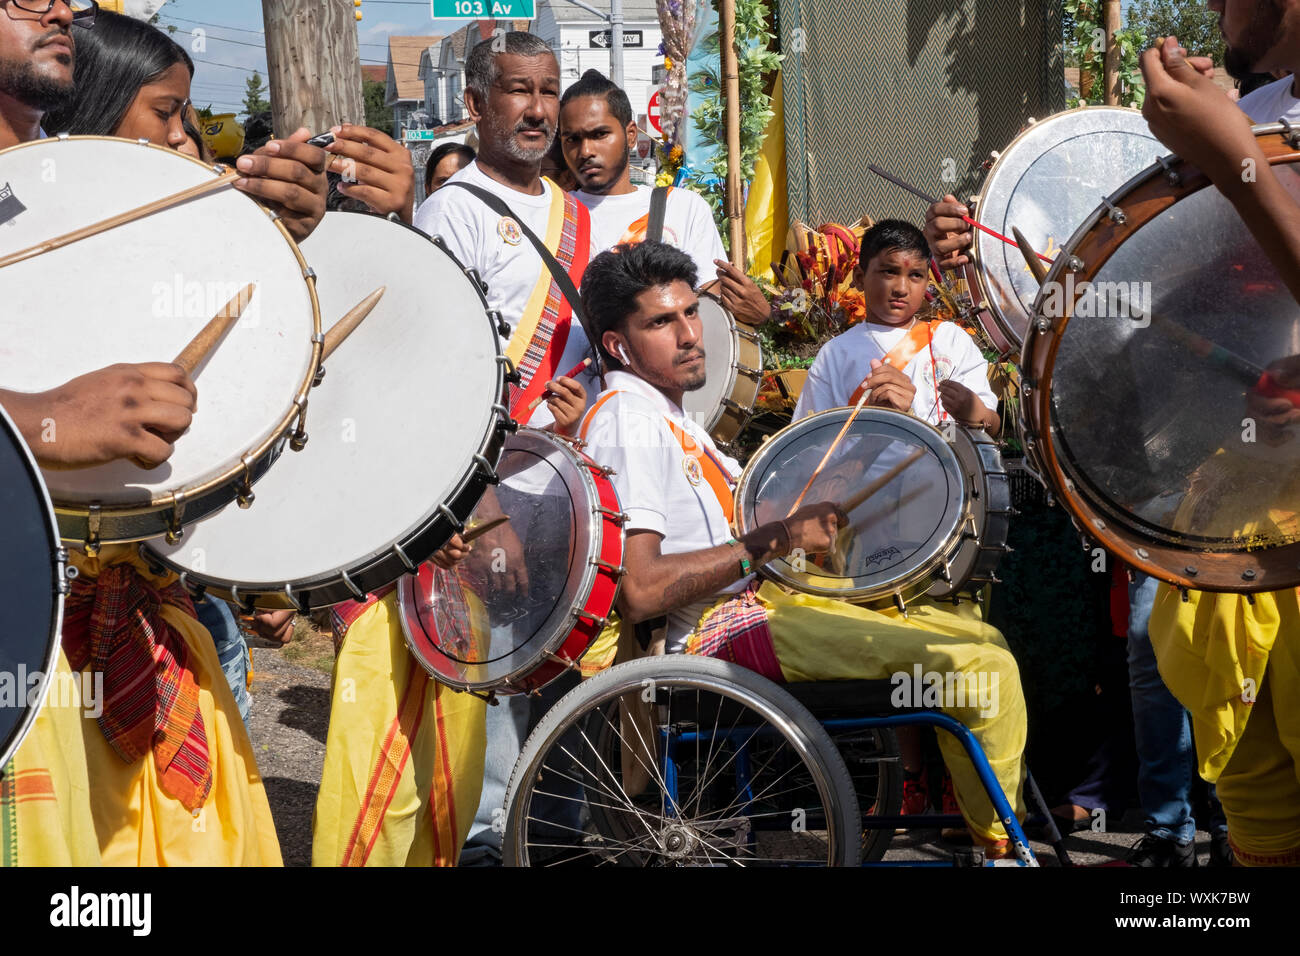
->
xmin=849 ymin=319 xmax=943 ymax=405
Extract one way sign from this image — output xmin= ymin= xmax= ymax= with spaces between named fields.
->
xmin=589 ymin=29 xmax=643 ymax=48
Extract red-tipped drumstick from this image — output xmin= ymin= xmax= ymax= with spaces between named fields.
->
xmin=526 ymin=357 xmax=594 ymax=412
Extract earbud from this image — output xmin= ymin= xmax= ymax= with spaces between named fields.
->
xmin=617 ymin=343 xmax=631 ymax=364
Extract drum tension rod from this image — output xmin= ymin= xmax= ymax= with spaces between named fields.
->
xmin=391 ymin=542 xmax=418 ymax=574
xmin=473 ymin=454 xmax=499 ymax=485
xmin=544 ymin=650 xmax=582 ymax=674
xmin=283 ymin=584 xmax=309 ymax=615
xmin=54 ymin=548 xmax=71 ymax=596
xmin=1156 ymin=155 xmax=1182 ymax=187
xmin=589 ymin=557 xmax=627 ymax=577
xmin=339 ymin=569 xmax=368 ymax=603
xmin=438 ymin=502 xmax=465 ymax=533
xmin=892 ymin=593 xmax=909 ymax=618
xmin=84 ymin=504 xmax=102 ymax=557
xmin=573 ymin=608 xmax=610 ymax=629
xmin=178 ymin=571 xmax=206 ymax=602
xmin=164 ymin=491 xmax=187 ymax=545
xmin=237 ymin=454 xmax=257 ymax=508
xmin=1281 ymin=118 xmax=1300 ymax=150
xmin=495 ymin=352 xmax=521 ymax=385
xmin=290 ymin=394 xmax=310 ymax=451
xmin=595 ymin=506 xmax=630 ymax=526
xmin=1100 ymin=196 xmax=1127 ymax=226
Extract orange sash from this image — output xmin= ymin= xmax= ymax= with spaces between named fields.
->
xmin=849 ymin=319 xmax=943 ymax=405
xmin=579 ymin=390 xmax=735 ymax=521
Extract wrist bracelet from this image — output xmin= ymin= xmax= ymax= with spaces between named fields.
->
xmin=728 ymin=538 xmax=753 ymax=577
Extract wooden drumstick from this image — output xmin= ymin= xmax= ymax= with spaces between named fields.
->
xmin=173 ymin=283 xmax=256 ymax=374
xmin=836 ymin=446 xmax=926 ymax=515
xmin=0 ymin=169 xmax=241 ymax=271
xmin=460 ymin=514 xmax=510 ymax=545
xmin=1012 ymin=227 xmax=1049 ymax=284
xmin=321 ymin=286 xmax=386 ymax=361
xmin=785 ymin=383 xmax=875 ymax=517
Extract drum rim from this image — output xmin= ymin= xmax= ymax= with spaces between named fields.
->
xmin=687 ymin=291 xmax=764 ymax=443
xmin=686 ymin=291 xmax=741 ymax=434
xmin=0 ymin=135 xmax=324 ymax=545
xmin=734 ymin=406 xmax=969 ymax=604
xmin=141 ymin=218 xmax=509 ymax=609
xmin=0 ymin=403 xmax=65 ymax=770
xmin=399 ymin=427 xmax=616 ymax=692
xmin=970 ymin=105 xmax=1153 ymax=351
xmin=1021 ymin=123 xmax=1300 ymax=592
xmin=926 ymin=424 xmax=1010 ymax=600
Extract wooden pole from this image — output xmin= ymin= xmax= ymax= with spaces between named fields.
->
xmin=262 ymin=0 xmax=365 ymax=139
xmin=719 ymin=0 xmax=745 ymax=268
xmin=1103 ymin=0 xmax=1122 ymax=106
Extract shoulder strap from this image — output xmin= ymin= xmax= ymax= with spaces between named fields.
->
xmin=646 ymin=186 xmax=669 ymax=244
xmin=849 ymin=320 xmax=942 ymax=406
xmin=445 ymin=180 xmax=601 ymax=377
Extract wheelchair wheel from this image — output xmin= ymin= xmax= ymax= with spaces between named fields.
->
xmin=829 ymin=725 xmax=902 ymax=861
xmin=503 ymin=655 xmax=861 ymax=866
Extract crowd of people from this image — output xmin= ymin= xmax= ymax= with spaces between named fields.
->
xmin=0 ymin=0 xmax=1298 ymax=868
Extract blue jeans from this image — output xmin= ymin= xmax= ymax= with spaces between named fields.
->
xmin=1127 ymin=572 xmax=1226 ymax=845
xmin=193 ymin=596 xmax=252 ymax=726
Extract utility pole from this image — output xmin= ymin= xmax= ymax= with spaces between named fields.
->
xmin=1103 ymin=0 xmax=1122 ymax=106
xmin=262 ymin=0 xmax=365 ymax=138
xmin=610 ymin=0 xmax=624 ymax=87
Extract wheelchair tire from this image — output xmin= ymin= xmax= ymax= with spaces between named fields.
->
xmin=503 ymin=655 xmax=862 ymax=867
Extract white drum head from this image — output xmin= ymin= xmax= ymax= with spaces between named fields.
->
xmin=150 ymin=212 xmax=503 ymax=601
xmin=682 ymin=293 xmax=735 ymax=432
xmin=0 ymin=137 xmax=316 ymax=510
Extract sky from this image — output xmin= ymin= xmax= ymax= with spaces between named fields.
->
xmin=157 ymin=0 xmax=472 ymax=115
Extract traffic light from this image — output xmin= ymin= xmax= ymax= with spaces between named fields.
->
xmin=354 ymin=0 xmax=362 ymax=21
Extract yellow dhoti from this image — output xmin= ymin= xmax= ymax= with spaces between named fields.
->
xmin=686 ymin=581 xmax=1027 ymax=846
xmin=72 ymin=548 xmax=281 ymax=866
xmin=1 ymin=649 xmax=100 ymax=866
xmin=1150 ymin=585 xmax=1300 ymax=865
xmin=312 ymin=593 xmax=486 ymax=866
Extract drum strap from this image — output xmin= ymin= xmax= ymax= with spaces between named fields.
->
xmin=579 ymin=390 xmax=736 ymax=521
xmin=617 ymin=186 xmax=671 ymax=245
xmin=849 ymin=319 xmax=944 ymax=405
xmin=443 ymin=181 xmax=596 ymax=419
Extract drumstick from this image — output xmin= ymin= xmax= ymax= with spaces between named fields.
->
xmin=525 ymin=357 xmax=594 ymax=413
xmin=1012 ymin=227 xmax=1049 ymax=284
xmin=173 ymin=283 xmax=256 ymax=374
xmin=785 ymin=382 xmax=876 ymax=517
xmin=0 ymin=168 xmax=241 ymax=271
xmin=460 ymin=514 xmax=510 ymax=545
xmin=836 ymin=446 xmax=927 ymax=515
xmin=867 ymin=164 xmax=1054 ymax=265
xmin=321 ymin=286 xmax=386 ymax=361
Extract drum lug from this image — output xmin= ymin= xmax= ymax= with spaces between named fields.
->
xmin=161 ymin=491 xmax=186 ymax=544
xmin=1242 ymin=568 xmax=1258 ymax=584
xmin=1183 ymin=565 xmax=1198 ymax=578
xmin=178 ymin=571 xmax=206 ymax=602
xmin=595 ymin=506 xmax=629 ymax=525
xmin=1156 ymin=154 xmax=1182 ymax=187
xmin=289 ymin=394 xmax=310 ymax=451
xmin=283 ymin=583 xmax=309 ymax=615
xmin=492 ymin=403 xmax=519 ymax=434
xmin=1282 ymin=118 xmax=1300 ymax=150
xmin=473 ymin=453 xmax=499 ymax=485
xmin=936 ymin=560 xmax=953 ymax=584
xmin=461 ymin=687 xmax=499 ymax=705
xmin=1100 ymin=196 xmax=1127 ymax=226
xmin=465 ymin=268 xmax=489 ymax=296
xmin=736 ymin=363 xmax=762 ymax=381
xmin=1179 ymin=586 xmax=1190 ymax=603
xmin=438 ymin=502 xmax=466 ymax=533
xmin=237 ymin=454 xmax=257 ymax=508
xmin=892 ymin=593 xmax=908 ymax=618
xmin=84 ymin=504 xmax=102 ymax=556
xmin=311 ymin=332 xmax=327 ymax=387
xmin=544 ymin=650 xmax=582 ymax=674
xmin=495 ymin=352 xmax=521 ymax=385
xmin=589 ymin=557 xmax=626 ymax=578
xmin=573 ymin=608 xmax=609 ymax=629
xmin=392 ymin=542 xmax=418 ymax=574
xmin=230 ymin=585 xmax=256 ymax=615
xmin=54 ymin=547 xmax=70 ymax=595
xmin=339 ymin=569 xmax=367 ymax=602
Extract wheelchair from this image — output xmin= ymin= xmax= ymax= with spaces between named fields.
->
xmin=502 ymin=654 xmax=1067 ymax=867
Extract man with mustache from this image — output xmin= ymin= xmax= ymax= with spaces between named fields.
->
xmin=573 ymin=240 xmax=1029 ymax=859
xmin=559 ymin=69 xmax=772 ymax=326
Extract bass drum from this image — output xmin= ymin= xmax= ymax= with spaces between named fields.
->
xmin=683 ymin=292 xmax=763 ymax=446
xmin=147 ymin=211 xmax=509 ymax=609
xmin=1020 ymin=124 xmax=1300 ymax=592
xmin=0 ymin=404 xmax=65 ymax=769
xmin=959 ymin=107 xmax=1160 ymax=355
xmin=399 ymin=427 xmax=625 ymax=695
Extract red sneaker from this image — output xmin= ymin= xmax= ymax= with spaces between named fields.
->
xmin=941 ymin=773 xmax=960 ymax=815
xmin=902 ymin=772 xmax=930 ymax=815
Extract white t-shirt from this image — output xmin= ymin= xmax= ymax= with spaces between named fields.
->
xmin=1237 ymin=75 xmax=1300 ymax=125
xmin=580 ymin=370 xmax=749 ymax=651
xmin=413 ymin=161 xmax=598 ymax=427
xmin=574 ymin=185 xmax=726 ymax=284
xmin=794 ymin=320 xmax=997 ymax=426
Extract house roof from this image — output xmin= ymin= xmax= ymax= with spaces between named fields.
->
xmin=361 ymin=64 xmax=386 ymax=84
xmin=387 ymin=35 xmax=442 ymax=102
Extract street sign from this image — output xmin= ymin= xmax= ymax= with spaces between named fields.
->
xmin=647 ymin=89 xmax=663 ymax=135
xmin=404 ymin=129 xmax=438 ymax=141
xmin=589 ymin=29 xmax=643 ymax=49
xmin=431 ymin=0 xmax=534 ymax=19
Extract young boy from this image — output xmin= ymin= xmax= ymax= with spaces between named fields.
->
xmin=794 ymin=220 xmax=999 ymax=432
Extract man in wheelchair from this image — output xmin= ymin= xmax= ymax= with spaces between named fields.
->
xmin=574 ymin=241 xmax=1028 ymax=857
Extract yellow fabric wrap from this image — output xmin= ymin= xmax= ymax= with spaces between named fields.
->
xmin=312 ymin=593 xmax=486 ymax=867
xmin=744 ymin=71 xmax=787 ymax=282
xmin=700 ymin=581 xmax=1026 ymax=845
xmin=2 ymin=647 xmax=101 ymax=866
xmin=68 ymin=546 xmax=281 ymax=866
